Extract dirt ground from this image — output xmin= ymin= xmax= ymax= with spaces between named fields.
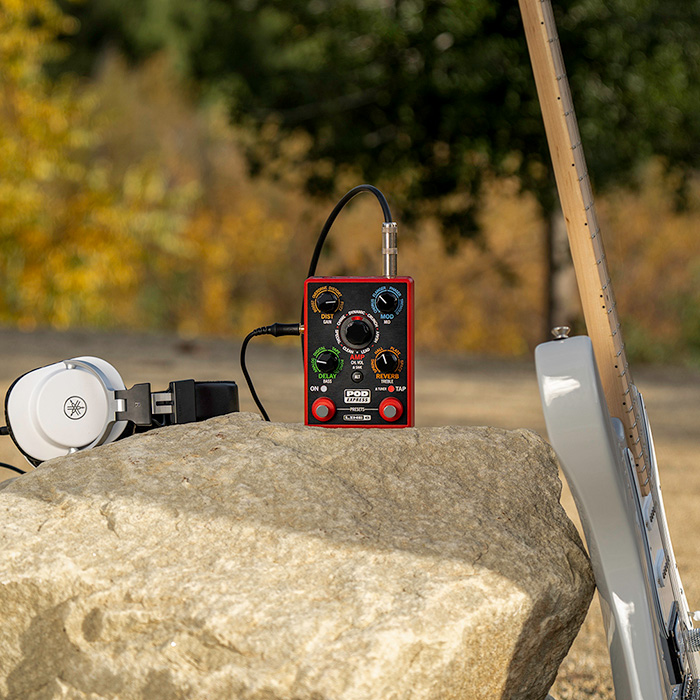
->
xmin=1 ymin=326 xmax=699 ymax=699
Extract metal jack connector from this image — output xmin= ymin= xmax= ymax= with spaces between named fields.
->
xmin=382 ymin=221 xmax=398 ymax=278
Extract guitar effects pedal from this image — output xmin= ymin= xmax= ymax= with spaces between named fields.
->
xmin=303 ymin=276 xmax=414 ymax=427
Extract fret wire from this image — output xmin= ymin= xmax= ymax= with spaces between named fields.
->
xmin=536 ymin=0 xmax=653 ymax=497
xmin=541 ymin=0 xmax=558 ymax=42
xmin=573 ymin=144 xmax=587 ymax=178
xmin=542 ymin=1 xmax=633 ymax=403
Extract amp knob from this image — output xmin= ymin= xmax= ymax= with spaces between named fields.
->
xmin=340 ymin=316 xmax=375 ymax=350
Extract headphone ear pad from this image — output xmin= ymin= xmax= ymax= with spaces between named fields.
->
xmin=6 ymin=357 xmax=128 ymax=465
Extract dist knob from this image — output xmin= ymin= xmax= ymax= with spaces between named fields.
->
xmin=314 ymin=350 xmax=339 ymax=375
xmin=375 ymin=350 xmax=399 ymax=374
xmin=315 ymin=290 xmax=341 ymax=314
xmin=375 ymin=291 xmax=399 ymax=314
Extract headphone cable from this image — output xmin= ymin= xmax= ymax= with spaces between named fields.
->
xmin=0 ymin=426 xmax=25 ymax=474
xmin=0 ymin=461 xmax=26 ymax=475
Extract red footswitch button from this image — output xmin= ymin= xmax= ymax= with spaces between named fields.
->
xmin=379 ymin=397 xmax=403 ymax=422
xmin=311 ymin=397 xmax=336 ymax=422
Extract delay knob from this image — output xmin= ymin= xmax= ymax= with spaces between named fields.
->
xmin=315 ymin=291 xmax=341 ymax=314
xmin=375 ymin=291 xmax=399 ymax=314
xmin=375 ymin=350 xmax=399 ymax=374
xmin=379 ymin=397 xmax=403 ymax=422
xmin=311 ymin=397 xmax=336 ymax=422
xmin=314 ymin=350 xmax=339 ymax=375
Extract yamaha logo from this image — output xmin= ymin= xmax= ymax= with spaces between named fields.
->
xmin=64 ymin=396 xmax=87 ymax=420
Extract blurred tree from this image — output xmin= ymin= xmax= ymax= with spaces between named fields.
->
xmin=56 ymin=0 xmax=700 ymax=336
xmin=57 ymin=0 xmax=544 ymax=238
xmin=0 ymin=0 xmax=193 ymax=329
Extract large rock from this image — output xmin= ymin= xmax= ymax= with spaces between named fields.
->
xmin=0 ymin=413 xmax=594 ymax=700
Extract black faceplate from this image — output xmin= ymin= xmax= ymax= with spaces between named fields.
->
xmin=304 ymin=277 xmax=413 ymax=427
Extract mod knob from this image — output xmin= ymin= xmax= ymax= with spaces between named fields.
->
xmin=311 ymin=397 xmax=336 ymax=422
xmin=314 ymin=351 xmax=339 ymax=375
xmin=375 ymin=291 xmax=399 ymax=314
xmin=374 ymin=350 xmax=399 ymax=374
xmin=340 ymin=316 xmax=375 ymax=350
xmin=379 ymin=397 xmax=403 ymax=422
xmin=315 ymin=291 xmax=341 ymax=314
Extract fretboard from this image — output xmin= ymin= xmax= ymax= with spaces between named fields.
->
xmin=519 ymin=0 xmax=650 ymax=494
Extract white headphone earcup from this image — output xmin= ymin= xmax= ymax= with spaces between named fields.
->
xmin=71 ymin=356 xmax=129 ymax=448
xmin=6 ymin=357 xmax=128 ymax=465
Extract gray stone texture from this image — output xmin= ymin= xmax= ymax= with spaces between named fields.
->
xmin=0 ymin=413 xmax=594 ymax=699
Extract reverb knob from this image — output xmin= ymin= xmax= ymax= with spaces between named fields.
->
xmin=375 ymin=291 xmax=399 ymax=314
xmin=379 ymin=397 xmax=403 ymax=422
xmin=374 ymin=350 xmax=399 ymax=374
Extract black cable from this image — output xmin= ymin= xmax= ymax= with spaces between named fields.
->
xmin=0 ymin=427 xmax=25 ymax=474
xmin=0 ymin=462 xmax=26 ymax=475
xmin=244 ymin=186 xmax=390 ymax=419
xmin=306 ymin=184 xmax=393 ymax=278
xmin=240 ymin=323 xmax=301 ymax=422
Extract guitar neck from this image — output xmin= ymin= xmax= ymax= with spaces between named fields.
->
xmin=518 ymin=0 xmax=650 ymax=495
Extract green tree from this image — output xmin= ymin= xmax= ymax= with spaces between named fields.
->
xmin=57 ymin=0 xmax=700 ymax=335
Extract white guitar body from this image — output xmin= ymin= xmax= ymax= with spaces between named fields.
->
xmin=535 ymin=335 xmax=700 ymax=700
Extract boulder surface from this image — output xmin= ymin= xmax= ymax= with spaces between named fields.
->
xmin=0 ymin=413 xmax=594 ymax=700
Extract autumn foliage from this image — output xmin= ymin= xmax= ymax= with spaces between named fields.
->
xmin=1 ymin=0 xmax=699 ymax=363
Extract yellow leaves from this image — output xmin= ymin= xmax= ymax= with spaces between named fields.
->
xmin=0 ymin=0 xmax=67 ymax=84
xmin=596 ymin=160 xmax=700 ymax=360
xmin=1 ymin=0 xmax=697 ymax=362
xmin=0 ymin=0 xmax=183 ymax=330
xmin=123 ymin=160 xmax=168 ymax=205
xmin=172 ymin=200 xmax=291 ymax=336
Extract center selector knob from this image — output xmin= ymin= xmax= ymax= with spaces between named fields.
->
xmin=375 ymin=350 xmax=399 ymax=374
xmin=315 ymin=291 xmax=341 ymax=314
xmin=314 ymin=351 xmax=339 ymax=374
xmin=375 ymin=291 xmax=399 ymax=314
xmin=340 ymin=316 xmax=375 ymax=350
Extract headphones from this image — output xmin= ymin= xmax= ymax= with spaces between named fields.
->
xmin=4 ymin=356 xmax=239 ymax=466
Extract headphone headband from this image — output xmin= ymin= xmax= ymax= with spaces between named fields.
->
xmin=116 ymin=379 xmax=239 ymax=427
